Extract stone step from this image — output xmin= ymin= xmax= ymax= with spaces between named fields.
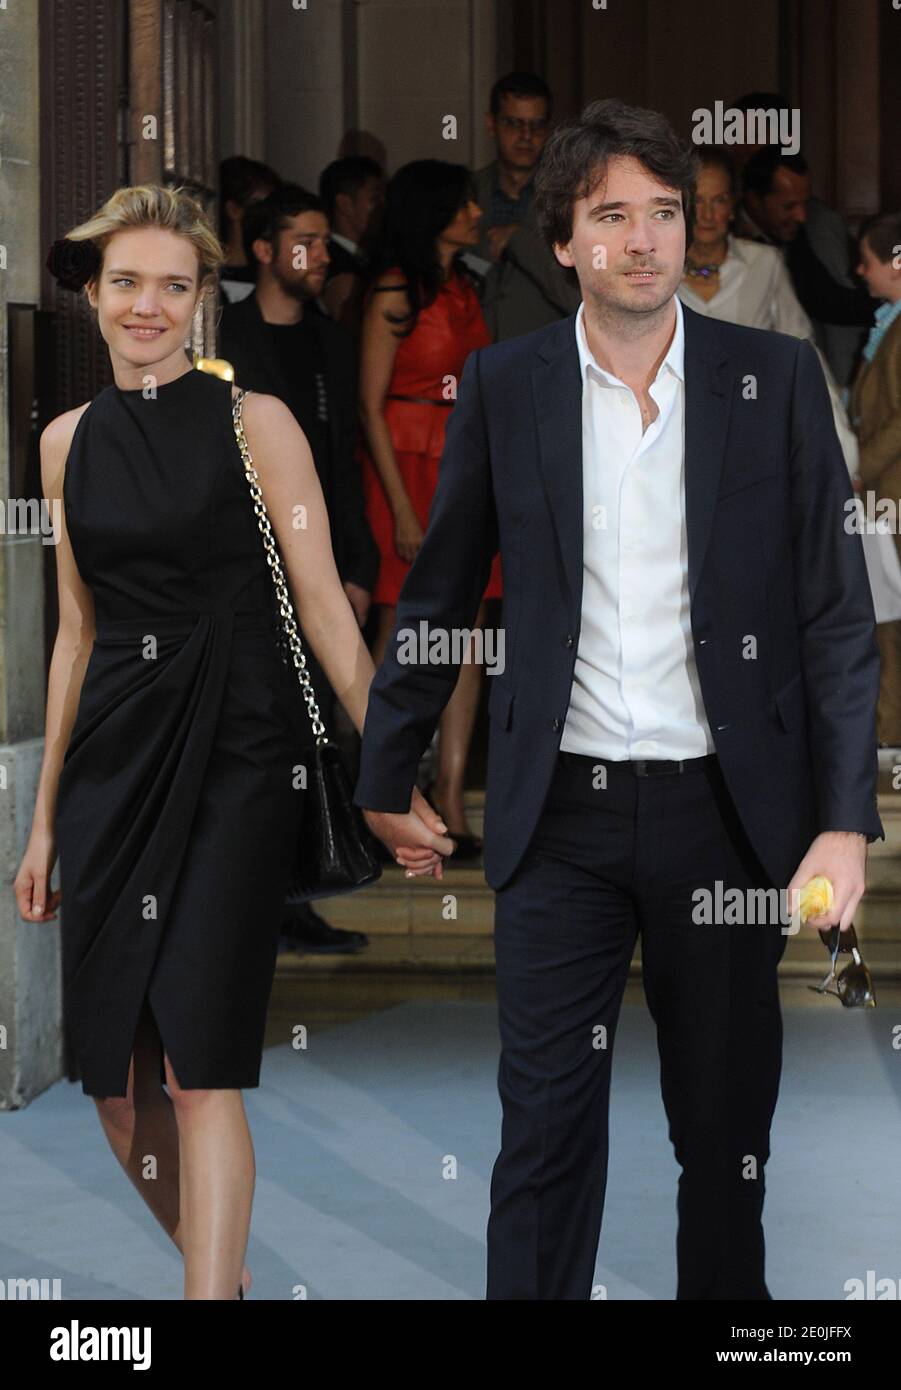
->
xmin=315 ymin=864 xmax=900 ymax=973
xmin=439 ymin=785 xmax=901 ymax=848
xmin=317 ymin=861 xmax=492 ymax=935
xmin=277 ymin=927 xmax=899 ymax=982
xmin=311 ymin=784 xmax=901 ymax=974
xmin=273 ymin=950 xmax=901 ymax=1019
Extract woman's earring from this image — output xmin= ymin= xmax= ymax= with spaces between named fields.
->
xmin=190 ymin=295 xmax=206 ymax=360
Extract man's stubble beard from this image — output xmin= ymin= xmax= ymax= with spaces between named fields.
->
xmin=581 ymin=266 xmax=682 ymax=341
xmin=272 ymin=262 xmax=318 ymax=303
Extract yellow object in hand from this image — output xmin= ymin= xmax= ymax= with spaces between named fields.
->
xmin=798 ymin=875 xmax=834 ymax=922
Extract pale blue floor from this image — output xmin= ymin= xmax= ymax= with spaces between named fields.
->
xmin=1 ymin=998 xmax=899 ymax=1300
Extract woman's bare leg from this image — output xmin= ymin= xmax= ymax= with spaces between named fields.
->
xmin=93 ymin=1001 xmax=251 ymax=1297
xmin=433 ymin=602 xmax=486 ymax=835
xmin=165 ymin=1053 xmax=255 ymax=1301
xmin=372 ymin=602 xmax=396 ymax=667
xmin=371 ymin=599 xmax=485 ymax=835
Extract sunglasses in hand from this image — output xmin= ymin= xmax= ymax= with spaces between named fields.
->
xmin=808 ymin=922 xmax=876 ymax=1008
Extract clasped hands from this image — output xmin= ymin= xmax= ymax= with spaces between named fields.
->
xmin=361 ymin=819 xmax=869 ymax=898
xmin=364 ymin=787 xmax=456 ymax=880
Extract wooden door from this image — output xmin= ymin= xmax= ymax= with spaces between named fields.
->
xmin=38 ymin=0 xmax=220 ymax=667
xmin=39 ymin=0 xmax=127 ymax=412
xmin=39 ymin=0 xmax=220 ymax=417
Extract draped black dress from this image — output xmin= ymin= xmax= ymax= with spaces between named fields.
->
xmin=55 ymin=368 xmax=308 ymax=1097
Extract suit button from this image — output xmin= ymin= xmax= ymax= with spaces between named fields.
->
xmin=552 ymin=717 xmax=561 ymax=731
xmin=564 ymin=633 xmax=574 ymax=648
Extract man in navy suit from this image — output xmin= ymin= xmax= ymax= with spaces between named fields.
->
xmin=353 ymin=98 xmax=884 ymax=1299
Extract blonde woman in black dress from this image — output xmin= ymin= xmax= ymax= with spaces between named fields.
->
xmin=14 ymin=185 xmax=452 ymax=1300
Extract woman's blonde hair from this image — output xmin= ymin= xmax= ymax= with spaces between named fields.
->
xmin=66 ymin=184 xmax=225 ymax=291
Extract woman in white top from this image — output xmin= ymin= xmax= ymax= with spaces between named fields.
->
xmin=680 ymin=148 xmax=813 ymax=335
xmin=678 ymin=147 xmax=858 ymax=472
xmin=679 ymin=150 xmax=901 ymax=647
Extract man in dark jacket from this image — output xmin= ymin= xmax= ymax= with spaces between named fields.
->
xmin=318 ymin=156 xmax=385 ymax=334
xmin=219 ymin=184 xmax=378 ymax=618
xmin=354 ymin=99 xmax=883 ymax=1298
xmin=219 ymin=183 xmax=379 ymax=953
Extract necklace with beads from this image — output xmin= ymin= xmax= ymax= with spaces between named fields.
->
xmin=684 ymin=259 xmax=723 ymax=278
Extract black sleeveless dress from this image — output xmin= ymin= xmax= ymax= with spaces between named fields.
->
xmin=55 ymin=368 xmax=308 ymax=1097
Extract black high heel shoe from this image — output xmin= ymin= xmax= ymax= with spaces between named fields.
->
xmin=444 ymin=832 xmax=482 ymax=860
xmin=422 ymin=783 xmax=482 ymax=861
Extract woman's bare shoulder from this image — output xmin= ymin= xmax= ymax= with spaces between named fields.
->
xmin=230 ymin=384 xmax=293 ymax=419
xmin=40 ymin=401 xmax=92 ymax=455
xmin=40 ymin=402 xmax=93 ymax=493
xmin=372 ymin=266 xmax=410 ymax=291
xmin=230 ymin=386 xmax=303 ymax=449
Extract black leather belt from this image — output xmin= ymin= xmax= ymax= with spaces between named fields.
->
xmin=386 ymin=393 xmax=453 ymax=406
xmin=558 ymin=751 xmax=718 ymax=777
xmin=631 ymin=755 xmax=717 ymax=776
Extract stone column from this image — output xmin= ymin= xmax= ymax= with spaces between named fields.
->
xmin=218 ymin=0 xmax=268 ymax=161
xmin=0 ymin=2 xmax=63 ymax=1108
xmin=263 ymin=0 xmax=495 ymax=186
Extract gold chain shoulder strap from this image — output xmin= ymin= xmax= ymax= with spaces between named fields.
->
xmin=231 ymin=387 xmax=327 ymax=745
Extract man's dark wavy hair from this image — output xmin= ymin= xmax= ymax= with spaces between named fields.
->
xmin=533 ymin=98 xmax=700 ymax=287
xmin=241 ymin=182 xmax=325 ymax=268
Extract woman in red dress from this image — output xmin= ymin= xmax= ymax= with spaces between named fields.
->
xmin=359 ymin=160 xmax=502 ymax=857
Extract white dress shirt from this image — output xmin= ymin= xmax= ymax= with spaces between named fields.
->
xmin=560 ymin=294 xmax=715 ymax=761
xmin=329 ymin=231 xmax=361 ymax=259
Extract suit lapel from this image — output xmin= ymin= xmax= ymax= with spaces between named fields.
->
xmin=532 ymin=300 xmax=733 ymax=620
xmin=532 ymin=316 xmax=584 ymax=621
xmin=682 ymin=304 xmax=733 ymax=607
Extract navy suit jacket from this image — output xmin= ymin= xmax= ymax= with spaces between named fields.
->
xmin=353 ymin=301 xmax=885 ymax=891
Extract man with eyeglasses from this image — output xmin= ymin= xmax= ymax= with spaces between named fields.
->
xmin=466 ymin=72 xmax=582 ymax=341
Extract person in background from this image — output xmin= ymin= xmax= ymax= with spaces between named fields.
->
xmin=681 ymin=148 xmax=808 ymax=329
xmin=678 ymin=147 xmax=859 ymax=470
xmin=319 ymin=156 xmax=386 ymax=335
xmin=358 ymin=160 xmax=503 ymax=857
xmin=466 ymin=71 xmax=581 ymax=341
xmin=849 ymin=212 xmax=901 ymax=747
xmin=733 ymin=133 xmax=873 ymax=387
xmin=219 ymin=183 xmax=379 ymax=951
xmin=218 ymin=155 xmax=281 ymax=304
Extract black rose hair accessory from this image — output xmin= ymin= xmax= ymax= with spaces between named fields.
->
xmin=45 ymin=237 xmax=102 ymax=291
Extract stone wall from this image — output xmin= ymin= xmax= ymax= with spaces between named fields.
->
xmin=263 ymin=0 xmax=496 ymax=187
xmin=0 ymin=1 xmax=63 ymax=1108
